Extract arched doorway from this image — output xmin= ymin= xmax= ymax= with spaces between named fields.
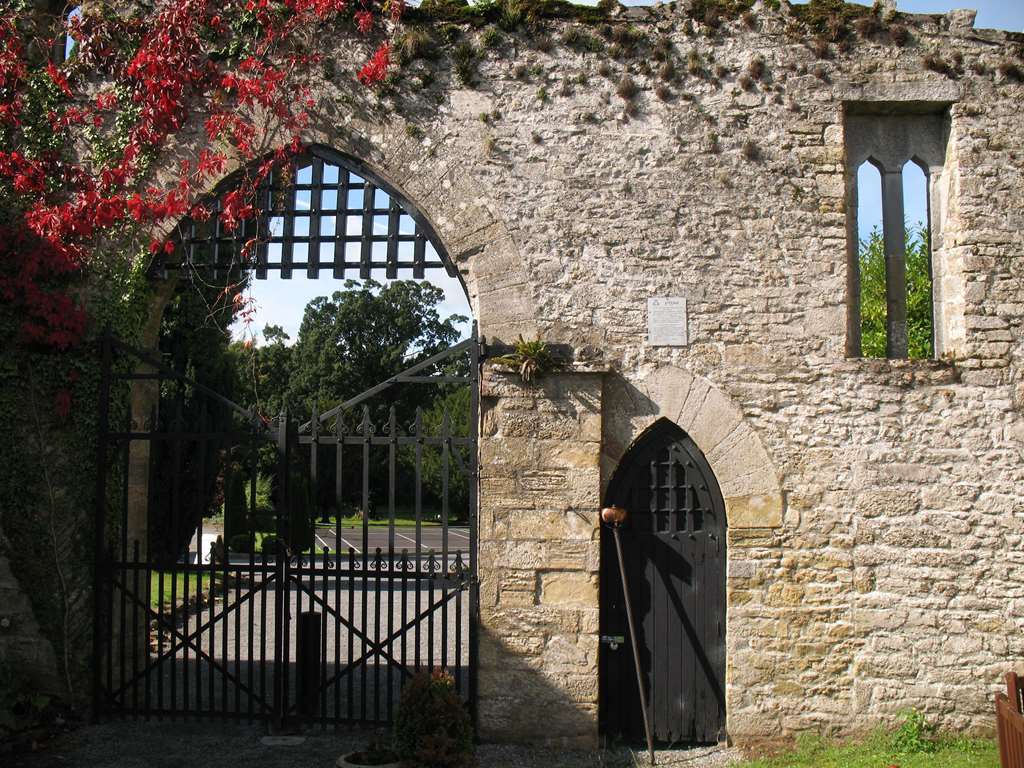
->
xmin=599 ymin=419 xmax=726 ymax=745
xmin=93 ymin=146 xmax=479 ymax=728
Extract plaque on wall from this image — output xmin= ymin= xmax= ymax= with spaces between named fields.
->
xmin=647 ymin=297 xmax=688 ymax=346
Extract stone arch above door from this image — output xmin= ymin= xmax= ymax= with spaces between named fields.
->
xmin=602 ymin=366 xmax=784 ymax=529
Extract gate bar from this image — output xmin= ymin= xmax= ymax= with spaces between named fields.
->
xmin=92 ymin=331 xmax=112 ymax=720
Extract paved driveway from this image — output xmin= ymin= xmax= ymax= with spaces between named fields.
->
xmin=9 ymin=720 xmax=742 ymax=768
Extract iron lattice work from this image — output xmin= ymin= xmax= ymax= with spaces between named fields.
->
xmin=93 ymin=331 xmax=480 ymax=728
xmin=156 ymin=145 xmax=456 ymax=282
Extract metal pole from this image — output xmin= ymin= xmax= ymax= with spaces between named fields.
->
xmin=604 ymin=506 xmax=655 ymax=766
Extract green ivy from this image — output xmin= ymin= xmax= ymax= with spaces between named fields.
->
xmin=0 ymin=242 xmax=152 ymax=708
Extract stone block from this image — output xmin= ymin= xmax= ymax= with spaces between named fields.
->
xmin=538 ymin=571 xmax=599 ymax=608
xmin=726 ymin=494 xmax=784 ymax=529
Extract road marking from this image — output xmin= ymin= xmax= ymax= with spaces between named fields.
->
xmin=395 ymin=531 xmax=418 ymax=546
xmin=449 ymin=529 xmax=470 ymax=540
xmin=322 ymin=528 xmax=362 ymax=554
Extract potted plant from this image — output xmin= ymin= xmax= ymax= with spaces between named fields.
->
xmin=337 ymin=733 xmax=400 ymax=768
xmin=393 ymin=670 xmax=475 ymax=768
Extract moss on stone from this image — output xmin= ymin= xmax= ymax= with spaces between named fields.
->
xmin=405 ymin=0 xmax=610 ymax=28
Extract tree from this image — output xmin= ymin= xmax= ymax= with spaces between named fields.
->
xmin=858 ymin=224 xmax=934 ymax=359
xmin=280 ymin=279 xmax=467 ymax=519
xmin=230 ymin=323 xmax=293 ymax=420
xmin=286 ymin=279 xmax=466 ymax=419
xmin=418 ymin=386 xmax=472 ymax=524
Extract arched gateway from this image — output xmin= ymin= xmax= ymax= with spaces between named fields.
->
xmin=600 ymin=419 xmax=727 ymax=745
xmin=92 ymin=146 xmax=480 ymax=728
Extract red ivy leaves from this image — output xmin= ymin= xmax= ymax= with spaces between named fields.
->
xmin=357 ymin=43 xmax=391 ymax=87
xmin=0 ymin=0 xmax=401 ymax=364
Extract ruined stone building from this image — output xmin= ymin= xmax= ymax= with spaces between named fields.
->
xmin=1 ymin=0 xmax=1023 ymax=750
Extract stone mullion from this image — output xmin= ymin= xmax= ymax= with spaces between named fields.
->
xmin=881 ymin=167 xmax=908 ymax=359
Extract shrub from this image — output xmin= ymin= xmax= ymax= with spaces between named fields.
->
xmin=393 ymin=671 xmax=474 ymax=768
xmin=479 ymin=26 xmax=502 ymax=50
xmin=616 ymin=74 xmax=638 ymax=100
xmin=923 ymin=52 xmax=956 ymax=78
xmin=891 ymin=709 xmax=938 ymax=754
xmin=562 ymin=27 xmax=604 ymax=53
xmin=686 ymin=49 xmax=703 ymax=76
xmin=453 ymin=42 xmax=478 ymax=86
xmin=998 ymin=60 xmax=1024 ymax=82
xmin=395 ymin=29 xmax=436 ymax=64
xmin=853 ymin=11 xmax=883 ymax=38
xmin=747 ymin=54 xmax=766 ymax=81
xmin=287 ymin=469 xmax=315 ymax=553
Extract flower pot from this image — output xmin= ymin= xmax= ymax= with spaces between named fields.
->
xmin=336 ymin=751 xmax=401 ymax=768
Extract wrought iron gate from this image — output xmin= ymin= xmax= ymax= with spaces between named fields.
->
xmin=93 ymin=329 xmax=479 ymax=727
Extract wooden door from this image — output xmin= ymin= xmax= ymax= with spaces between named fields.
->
xmin=599 ymin=420 xmax=727 ymax=745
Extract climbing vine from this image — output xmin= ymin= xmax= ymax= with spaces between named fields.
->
xmin=0 ymin=0 xmax=399 ymax=713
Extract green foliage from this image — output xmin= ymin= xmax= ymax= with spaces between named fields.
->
xmin=490 ymin=335 xmax=559 ymax=382
xmin=393 ymin=671 xmax=475 ymax=768
xmin=149 ymin=571 xmax=211 ymax=611
xmin=479 ymin=25 xmax=503 ymax=49
xmin=285 ymin=280 xmax=464 ymax=418
xmin=891 ymin=709 xmax=938 ymax=754
xmin=562 ymin=27 xmax=604 ymax=53
xmin=419 ymin=387 xmax=472 ymax=523
xmin=687 ymin=0 xmax=756 ymax=27
xmin=790 ymin=0 xmax=874 ymax=41
xmin=287 ymin=467 xmax=316 ymax=554
xmin=406 ymin=0 xmax=609 ymax=27
xmin=223 ymin=466 xmax=249 ymax=546
xmin=858 ymin=224 xmax=934 ymax=359
xmin=395 ymin=28 xmax=439 ymax=63
xmin=453 ymin=40 xmax=479 ymax=86
xmin=0 ymin=232 xmax=151 ymax=706
xmin=231 ymin=324 xmax=292 ymax=419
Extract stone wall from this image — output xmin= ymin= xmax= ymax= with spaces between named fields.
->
xmin=11 ymin=0 xmax=1023 ymax=747
xmin=367 ymin=2 xmax=1020 ymax=745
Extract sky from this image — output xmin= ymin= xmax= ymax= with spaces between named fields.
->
xmin=232 ymin=0 xmax=1024 ymax=345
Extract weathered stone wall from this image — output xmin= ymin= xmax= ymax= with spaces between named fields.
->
xmin=11 ymin=0 xmax=1022 ymax=746
xmin=477 ymin=369 xmax=604 ymax=747
xmin=343 ymin=2 xmax=1021 ymax=745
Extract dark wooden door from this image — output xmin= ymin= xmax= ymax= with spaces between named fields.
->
xmin=600 ymin=420 xmax=726 ymax=745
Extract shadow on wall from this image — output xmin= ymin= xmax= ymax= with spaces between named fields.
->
xmin=476 ymin=624 xmax=600 ymax=750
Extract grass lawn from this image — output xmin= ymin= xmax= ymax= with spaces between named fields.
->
xmin=329 ymin=512 xmax=444 ymax=528
xmin=739 ymin=732 xmax=998 ymax=768
xmin=149 ymin=571 xmax=211 ymax=610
